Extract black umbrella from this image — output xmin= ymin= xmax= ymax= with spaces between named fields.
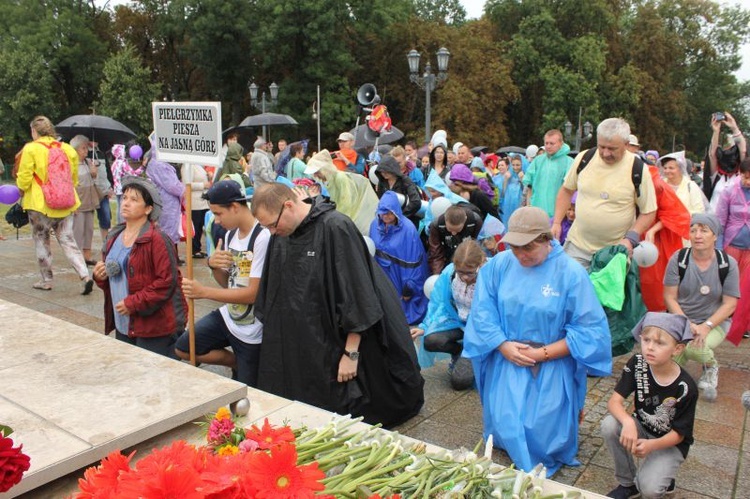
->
xmin=55 ymin=115 xmax=136 ymax=150
xmin=350 ymin=124 xmax=404 ymax=147
xmin=238 ymin=113 xmax=298 ymax=127
xmin=471 ymin=146 xmax=489 ymax=156
xmin=496 ymin=146 xmax=526 ymax=155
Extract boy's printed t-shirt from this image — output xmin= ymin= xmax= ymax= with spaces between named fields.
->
xmin=614 ymin=354 xmax=698 ymax=458
xmin=218 ymin=223 xmax=270 ymax=344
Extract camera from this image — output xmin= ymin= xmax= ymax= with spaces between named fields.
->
xmin=713 ymin=112 xmax=726 ymax=122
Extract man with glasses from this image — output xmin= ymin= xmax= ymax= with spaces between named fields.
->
xmin=174 ymin=180 xmax=270 ymax=387
xmin=251 ymin=183 xmax=425 ymax=428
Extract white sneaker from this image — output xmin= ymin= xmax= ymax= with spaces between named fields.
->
xmin=697 ymin=368 xmax=710 ymax=390
xmin=703 ymin=365 xmax=719 ymax=390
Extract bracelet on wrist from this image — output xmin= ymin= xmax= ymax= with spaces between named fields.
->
xmin=543 ymin=346 xmax=550 ymax=362
xmin=705 ymin=320 xmax=715 ymax=329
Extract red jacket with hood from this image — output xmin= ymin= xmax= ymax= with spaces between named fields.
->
xmin=96 ymin=222 xmax=187 ymax=337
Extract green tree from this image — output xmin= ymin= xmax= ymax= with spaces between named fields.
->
xmin=0 ymin=48 xmax=60 ymax=149
xmin=96 ymin=45 xmax=162 ymax=136
xmin=413 ymin=0 xmax=466 ymax=25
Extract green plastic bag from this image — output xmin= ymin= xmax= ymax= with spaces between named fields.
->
xmin=589 ymin=245 xmax=647 ymax=357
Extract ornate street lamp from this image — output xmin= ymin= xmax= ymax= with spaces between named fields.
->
xmin=408 ymin=47 xmax=450 ymax=144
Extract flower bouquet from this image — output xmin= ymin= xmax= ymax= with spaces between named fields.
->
xmin=75 ymin=409 xmax=580 ymax=498
xmin=0 ymin=424 xmax=31 ymax=493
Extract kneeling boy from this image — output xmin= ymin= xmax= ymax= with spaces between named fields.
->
xmin=601 ymin=312 xmax=698 ymax=499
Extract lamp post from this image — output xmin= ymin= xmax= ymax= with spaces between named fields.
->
xmin=407 ymin=47 xmax=450 ymax=144
xmin=564 ymin=107 xmax=593 ymax=152
xmin=247 ymin=80 xmax=279 ymax=140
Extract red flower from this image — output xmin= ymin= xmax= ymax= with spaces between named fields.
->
xmin=244 ymin=419 xmax=295 ymax=450
xmin=0 ymin=435 xmax=31 ymax=493
xmin=75 ymin=450 xmax=134 ymax=498
xmin=245 ymin=442 xmax=325 ymax=498
xmin=117 ymin=465 xmax=204 ymax=499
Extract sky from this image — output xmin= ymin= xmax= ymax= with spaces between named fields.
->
xmin=460 ymin=0 xmax=750 ymax=81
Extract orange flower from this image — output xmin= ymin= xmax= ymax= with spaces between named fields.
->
xmin=215 ymin=407 xmax=232 ymax=421
xmin=245 ymin=442 xmax=325 ymax=498
xmin=245 ymin=419 xmax=295 ymax=450
xmin=217 ymin=445 xmax=240 ymax=456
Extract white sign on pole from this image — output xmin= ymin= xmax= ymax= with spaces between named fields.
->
xmin=152 ymin=102 xmax=223 ymax=167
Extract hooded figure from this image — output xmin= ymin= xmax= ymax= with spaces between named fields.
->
xmin=221 ymin=142 xmax=250 ymax=187
xmin=145 ymin=144 xmax=184 ymax=245
xmin=522 ymin=142 xmax=573 ymax=217
xmin=369 ymin=191 xmax=429 ymax=325
xmin=304 ymin=149 xmax=378 ymax=235
xmin=375 ymin=155 xmax=422 ymax=227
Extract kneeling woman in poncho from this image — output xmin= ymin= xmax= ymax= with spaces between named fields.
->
xmin=463 ymin=207 xmax=611 ymax=475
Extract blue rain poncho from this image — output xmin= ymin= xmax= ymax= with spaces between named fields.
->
xmin=495 ymin=166 xmax=524 ymax=227
xmin=369 ymin=191 xmax=429 ymax=325
xmin=421 ymin=171 xmax=468 ymax=234
xmin=418 ymin=263 xmax=465 ymax=336
xmin=463 ymin=242 xmax=611 ymax=475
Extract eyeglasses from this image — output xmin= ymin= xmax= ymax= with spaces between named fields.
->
xmin=264 ymin=203 xmax=286 ymax=230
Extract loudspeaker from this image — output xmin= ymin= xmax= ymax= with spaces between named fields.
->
xmin=357 ymin=84 xmax=380 ymax=107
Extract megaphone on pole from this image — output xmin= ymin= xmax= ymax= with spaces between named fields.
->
xmin=357 ymin=83 xmax=380 ymax=107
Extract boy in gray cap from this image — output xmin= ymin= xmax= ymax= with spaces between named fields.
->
xmin=601 ymin=312 xmax=698 ymax=499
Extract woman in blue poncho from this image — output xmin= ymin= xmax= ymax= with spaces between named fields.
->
xmin=369 ymin=191 xmax=429 ymax=326
xmin=495 ymin=154 xmax=525 ymax=226
xmin=463 ymin=207 xmax=611 ymax=475
xmin=411 ymin=239 xmax=486 ymax=390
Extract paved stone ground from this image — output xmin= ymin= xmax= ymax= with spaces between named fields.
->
xmin=1 ymin=231 xmax=748 ymax=498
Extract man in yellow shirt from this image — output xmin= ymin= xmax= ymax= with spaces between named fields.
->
xmin=552 ymin=118 xmax=657 ymax=269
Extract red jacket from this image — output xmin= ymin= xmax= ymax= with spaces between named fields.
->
xmin=97 ymin=222 xmax=187 ymax=338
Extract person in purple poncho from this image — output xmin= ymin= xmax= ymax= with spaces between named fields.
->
xmin=145 ymin=146 xmax=185 ymax=250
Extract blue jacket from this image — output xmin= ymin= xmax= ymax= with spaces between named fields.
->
xmin=369 ymin=191 xmax=429 ymax=325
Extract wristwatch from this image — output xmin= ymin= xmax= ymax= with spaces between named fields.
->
xmin=345 ymin=350 xmax=360 ymax=361
xmin=705 ymin=320 xmax=715 ymax=329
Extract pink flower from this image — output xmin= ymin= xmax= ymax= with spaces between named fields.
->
xmin=207 ymin=417 xmax=235 ymax=445
xmin=239 ymin=439 xmax=259 ymax=453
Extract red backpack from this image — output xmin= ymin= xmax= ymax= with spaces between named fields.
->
xmin=34 ymin=141 xmax=76 ymax=210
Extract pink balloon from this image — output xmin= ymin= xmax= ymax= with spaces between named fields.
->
xmin=0 ymin=184 xmax=21 ymax=205
xmin=129 ymin=145 xmax=143 ymax=161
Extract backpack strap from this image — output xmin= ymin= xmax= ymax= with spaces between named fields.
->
xmin=575 ymin=147 xmax=599 ymax=175
xmin=226 ymin=222 xmax=264 ymax=252
xmin=631 ymin=155 xmax=643 ymax=198
xmin=715 ymin=249 xmax=730 ymax=286
xmin=677 ymin=247 xmax=690 ymax=283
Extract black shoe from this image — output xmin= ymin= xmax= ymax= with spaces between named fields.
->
xmin=450 ymin=357 xmax=474 ymax=391
xmin=665 ymin=479 xmax=676 ymax=495
xmin=743 ymin=331 xmax=750 ymax=339
xmin=177 ymin=258 xmax=186 ymax=266
xmin=192 ymin=251 xmax=205 ymax=259
xmin=607 ymin=484 xmax=640 ymax=499
xmin=82 ymin=279 xmax=94 ymax=296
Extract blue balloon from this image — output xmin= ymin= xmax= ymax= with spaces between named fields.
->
xmin=0 ymin=184 xmax=21 ymax=205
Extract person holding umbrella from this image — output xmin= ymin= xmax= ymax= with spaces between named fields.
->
xmin=16 ymin=116 xmax=94 ymax=294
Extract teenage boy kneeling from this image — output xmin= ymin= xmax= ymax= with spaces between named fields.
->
xmin=175 ymin=180 xmax=269 ymax=386
xmin=601 ymin=312 xmax=698 ymax=499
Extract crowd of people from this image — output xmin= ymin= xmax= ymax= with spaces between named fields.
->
xmin=9 ymin=112 xmax=750 ymax=498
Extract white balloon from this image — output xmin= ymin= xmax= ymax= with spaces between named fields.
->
xmin=395 ymin=193 xmax=406 ymax=207
xmin=363 ymin=235 xmax=376 ymax=256
xmin=633 ymin=241 xmax=658 ymax=268
xmin=368 ymin=165 xmax=379 ymax=185
xmin=430 ymin=197 xmax=452 ymax=219
xmin=423 ymin=274 xmax=440 ymax=299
